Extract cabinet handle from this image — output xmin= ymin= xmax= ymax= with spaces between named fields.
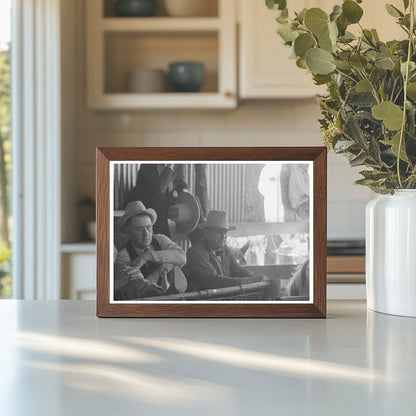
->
xmin=225 ymin=91 xmax=234 ymax=99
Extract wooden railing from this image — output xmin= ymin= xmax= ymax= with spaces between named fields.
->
xmin=139 ymin=280 xmax=282 ymax=301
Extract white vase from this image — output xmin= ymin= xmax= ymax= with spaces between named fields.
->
xmin=366 ymin=190 xmax=416 ymax=317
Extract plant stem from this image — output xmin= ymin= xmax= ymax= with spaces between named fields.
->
xmin=397 ymin=0 xmax=415 ymax=188
xmin=334 ymin=68 xmax=358 ymax=84
xmin=358 ymin=69 xmax=381 ymax=104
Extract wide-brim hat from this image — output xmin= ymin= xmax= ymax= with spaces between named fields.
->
xmin=168 ymin=191 xmax=200 ymax=235
xmin=119 ymin=200 xmax=157 ymax=230
xmin=198 ymin=210 xmax=236 ymax=231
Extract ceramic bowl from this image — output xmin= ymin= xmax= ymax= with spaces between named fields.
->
xmin=128 ymin=68 xmax=167 ymax=93
xmin=114 ymin=0 xmax=158 ymax=17
xmin=168 ymin=62 xmax=205 ymax=92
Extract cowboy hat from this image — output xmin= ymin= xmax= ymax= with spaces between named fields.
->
xmin=119 ymin=200 xmax=157 ymax=230
xmin=168 ymin=191 xmax=200 ymax=235
xmin=198 ymin=210 xmax=236 ymax=231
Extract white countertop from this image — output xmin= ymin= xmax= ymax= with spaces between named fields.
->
xmin=0 ymin=300 xmax=415 ymax=415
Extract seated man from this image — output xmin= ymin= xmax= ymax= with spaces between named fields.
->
xmin=114 ymin=201 xmax=186 ymax=300
xmin=184 ymin=210 xmax=267 ymax=291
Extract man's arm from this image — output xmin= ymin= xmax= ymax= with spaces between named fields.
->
xmin=114 ymin=248 xmax=165 ymax=297
xmin=185 ymin=246 xmax=246 ymax=290
xmin=114 ymin=249 xmax=134 ymax=291
xmin=149 ymin=234 xmax=186 ymax=267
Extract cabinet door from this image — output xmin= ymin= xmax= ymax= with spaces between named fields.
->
xmin=62 ymin=253 xmax=96 ymax=300
xmin=239 ymin=0 xmax=326 ymax=99
xmin=239 ymin=0 xmax=404 ymax=99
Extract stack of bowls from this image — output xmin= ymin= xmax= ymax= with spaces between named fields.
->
xmin=128 ymin=68 xmax=167 ymax=93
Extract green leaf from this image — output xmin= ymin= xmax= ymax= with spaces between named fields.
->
xmin=393 ymin=60 xmax=402 ymax=79
xmin=378 ymin=78 xmax=386 ymax=100
xmin=363 ymin=29 xmax=376 ymax=46
xmin=330 ymin=5 xmax=342 ymax=22
xmin=348 ymin=92 xmax=377 ymax=107
xmin=350 ymin=54 xmax=368 ymax=70
xmin=401 ymin=61 xmax=416 ymax=76
xmin=344 ymin=114 xmax=367 ymax=147
xmin=318 ymin=27 xmax=334 ymax=52
xmin=384 ymin=132 xmax=409 ymax=162
xmin=360 ymin=170 xmax=392 ymax=180
xmin=355 ymin=178 xmax=377 ymax=186
xmin=296 ymin=8 xmax=307 ymax=23
xmin=403 ymin=0 xmax=410 ymax=10
xmin=313 ymin=74 xmax=332 ymax=85
xmin=375 ymin=55 xmax=395 ymax=70
xmin=356 ymin=79 xmax=372 ymax=92
xmin=338 ymin=31 xmax=356 ymax=43
xmin=342 ymin=0 xmax=364 ymax=24
xmin=296 ymin=57 xmax=308 ymax=69
xmin=372 ymin=101 xmax=404 ymax=131
xmin=371 ymin=29 xmax=380 ymax=43
xmin=328 ymin=21 xmax=338 ymax=45
xmin=294 ymin=33 xmax=316 ymax=58
xmin=334 ymin=139 xmax=355 ymax=151
xmin=369 ymin=136 xmax=382 ymax=163
xmin=266 ymin=0 xmax=287 ymax=11
xmin=304 ymin=8 xmax=329 ymax=35
xmin=277 ymin=23 xmax=298 ymax=43
xmin=276 ymin=14 xmax=287 ymax=24
xmin=407 ymin=82 xmax=416 ymax=99
xmin=333 ymin=60 xmax=352 ymax=70
xmin=336 ymin=15 xmax=348 ymax=36
xmin=385 ymin=4 xmax=404 ymax=18
xmin=306 ymin=48 xmax=336 ymax=75
xmin=399 ymin=14 xmax=411 ymax=29
xmin=350 ymin=152 xmax=368 ymax=167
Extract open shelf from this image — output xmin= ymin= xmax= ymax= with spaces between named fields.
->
xmin=103 ymin=0 xmax=219 ymax=18
xmin=101 ymin=17 xmax=221 ymax=31
xmin=86 ymin=0 xmax=236 ymax=109
xmin=104 ymin=31 xmax=218 ymax=94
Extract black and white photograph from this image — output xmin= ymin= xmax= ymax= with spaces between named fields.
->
xmin=110 ymin=161 xmax=313 ymax=303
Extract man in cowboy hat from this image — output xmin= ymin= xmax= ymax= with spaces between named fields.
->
xmin=184 ymin=210 xmax=267 ymax=291
xmin=114 ymin=200 xmax=186 ymax=300
xmin=127 ymin=164 xmax=188 ymax=237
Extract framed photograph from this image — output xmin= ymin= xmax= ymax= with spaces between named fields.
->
xmin=96 ymin=147 xmax=327 ymax=318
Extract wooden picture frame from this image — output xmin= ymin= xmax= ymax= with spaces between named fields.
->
xmin=96 ymin=147 xmax=327 ymax=318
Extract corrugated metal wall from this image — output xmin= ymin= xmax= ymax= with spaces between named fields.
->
xmin=113 ymin=163 xmax=140 ymax=210
xmin=114 ymin=163 xmax=251 ymax=222
xmin=207 ymin=163 xmax=246 ymax=222
xmin=113 ymin=163 xmax=195 ymax=210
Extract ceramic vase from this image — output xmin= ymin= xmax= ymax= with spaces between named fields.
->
xmin=366 ymin=190 xmax=416 ymax=317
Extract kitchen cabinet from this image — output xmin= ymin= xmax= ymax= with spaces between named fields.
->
xmin=86 ymin=0 xmax=237 ymax=109
xmin=238 ymin=0 xmax=325 ymax=99
xmin=238 ymin=0 xmax=404 ymax=99
xmin=61 ymin=245 xmax=96 ymax=300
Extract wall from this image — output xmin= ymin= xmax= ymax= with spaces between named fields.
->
xmin=61 ymin=0 xmax=374 ymax=243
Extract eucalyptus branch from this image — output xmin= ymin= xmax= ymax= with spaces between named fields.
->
xmin=390 ymin=79 xmax=398 ymax=101
xmin=397 ymin=0 xmax=415 ymax=188
xmin=358 ymin=69 xmax=381 ymax=104
xmin=393 ymin=85 xmax=404 ymax=103
xmin=334 ymin=68 xmax=359 ymax=84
